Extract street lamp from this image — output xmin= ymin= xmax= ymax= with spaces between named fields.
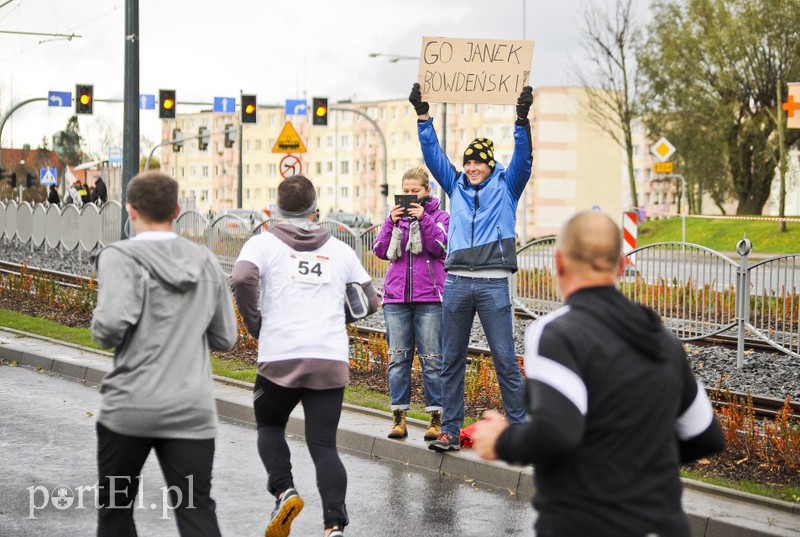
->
xmin=368 ymin=51 xmax=449 ymax=211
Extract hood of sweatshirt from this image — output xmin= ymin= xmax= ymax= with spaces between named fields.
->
xmin=268 ymin=222 xmax=331 ymax=251
xmin=96 ymin=237 xmax=207 ymax=293
xmin=566 ymin=285 xmax=672 ymax=362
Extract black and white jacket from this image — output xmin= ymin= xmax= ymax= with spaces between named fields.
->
xmin=496 ymin=285 xmax=725 ymax=537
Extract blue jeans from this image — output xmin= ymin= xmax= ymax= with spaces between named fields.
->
xmin=383 ymin=302 xmax=443 ymax=412
xmin=440 ymin=275 xmax=526 ymax=437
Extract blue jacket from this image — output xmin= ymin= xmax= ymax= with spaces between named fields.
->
xmin=417 ymin=118 xmax=533 ymax=273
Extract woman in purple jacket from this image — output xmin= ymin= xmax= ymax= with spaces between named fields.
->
xmin=372 ymin=167 xmax=449 ymax=440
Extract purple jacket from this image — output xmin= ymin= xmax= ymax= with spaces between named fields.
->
xmin=372 ymin=197 xmax=449 ymax=304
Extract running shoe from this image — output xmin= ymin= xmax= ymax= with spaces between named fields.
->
xmin=428 ymin=432 xmax=461 ymax=452
xmin=265 ymin=487 xmax=304 ymax=537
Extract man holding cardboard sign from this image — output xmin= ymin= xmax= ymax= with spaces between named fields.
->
xmin=409 ymin=41 xmax=533 ymax=450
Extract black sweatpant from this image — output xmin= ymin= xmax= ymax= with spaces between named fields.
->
xmin=96 ymin=422 xmax=221 ymax=537
xmin=253 ymin=374 xmax=349 ymax=529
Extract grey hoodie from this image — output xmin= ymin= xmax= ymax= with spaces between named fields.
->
xmin=91 ymin=234 xmax=238 ymax=439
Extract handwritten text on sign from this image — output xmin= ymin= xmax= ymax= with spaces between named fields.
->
xmin=417 ymin=37 xmax=534 ymax=105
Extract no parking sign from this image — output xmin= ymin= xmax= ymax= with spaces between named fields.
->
xmin=279 ymin=154 xmax=302 ymax=179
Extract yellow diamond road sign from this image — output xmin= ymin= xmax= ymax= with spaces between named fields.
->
xmin=650 ymin=137 xmax=676 ymax=162
xmin=271 ymin=122 xmax=307 ymax=154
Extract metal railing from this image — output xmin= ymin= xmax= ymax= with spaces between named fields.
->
xmin=1 ymin=200 xmax=798 ymax=362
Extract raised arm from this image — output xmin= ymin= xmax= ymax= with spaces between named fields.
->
xmin=505 ymin=86 xmax=534 ymax=200
xmin=410 ymin=83 xmax=459 ymax=195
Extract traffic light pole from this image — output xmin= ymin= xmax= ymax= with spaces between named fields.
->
xmin=237 ymin=91 xmax=243 ymax=208
xmin=330 ymin=105 xmax=388 ymax=210
xmin=121 ymin=0 xmax=139 ymax=239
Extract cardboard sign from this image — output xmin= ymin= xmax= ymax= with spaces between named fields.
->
xmin=417 ymin=36 xmax=534 ymax=105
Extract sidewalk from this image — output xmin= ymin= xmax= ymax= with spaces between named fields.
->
xmin=0 ymin=327 xmax=798 ymax=537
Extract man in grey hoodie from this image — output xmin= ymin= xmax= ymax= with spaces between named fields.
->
xmin=91 ymin=171 xmax=238 ymax=537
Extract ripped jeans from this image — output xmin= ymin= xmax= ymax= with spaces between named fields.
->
xmin=382 ymin=302 xmax=443 ymax=412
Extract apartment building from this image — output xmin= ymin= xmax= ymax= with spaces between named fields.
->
xmin=161 ymin=88 xmax=652 ymax=239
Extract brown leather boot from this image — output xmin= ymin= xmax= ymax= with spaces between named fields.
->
xmin=388 ymin=409 xmax=408 ymax=439
xmin=424 ymin=410 xmax=442 ymax=441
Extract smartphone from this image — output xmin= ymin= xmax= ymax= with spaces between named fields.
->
xmin=394 ymin=194 xmax=417 ymax=216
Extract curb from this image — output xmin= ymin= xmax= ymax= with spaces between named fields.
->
xmin=0 ymin=328 xmax=798 ymax=536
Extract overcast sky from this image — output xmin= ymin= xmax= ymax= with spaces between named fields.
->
xmin=0 ymin=0 xmax=636 ymax=155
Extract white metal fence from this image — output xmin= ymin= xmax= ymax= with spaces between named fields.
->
xmin=1 ymin=201 xmax=798 ymax=361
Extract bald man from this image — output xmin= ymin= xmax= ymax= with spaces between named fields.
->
xmin=472 ymin=211 xmax=725 ymax=537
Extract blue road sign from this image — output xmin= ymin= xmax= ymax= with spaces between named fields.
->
xmin=108 ymin=147 xmax=122 ymax=165
xmin=139 ymin=94 xmax=156 ymax=110
xmin=48 ymin=91 xmax=71 ymax=108
xmin=214 ymin=97 xmax=235 ymax=113
xmin=40 ymin=168 xmax=58 ymax=186
xmin=285 ymin=99 xmax=307 ymax=116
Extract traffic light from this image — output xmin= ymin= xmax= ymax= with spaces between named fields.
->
xmin=241 ymin=94 xmax=257 ymax=124
xmin=76 ymin=84 xmax=93 ymax=115
xmin=380 ymin=183 xmax=389 ymax=197
xmin=172 ymin=128 xmax=183 ymax=152
xmin=26 ymin=172 xmax=36 ymax=188
xmin=198 ymin=127 xmax=209 ymax=151
xmin=312 ymin=97 xmax=328 ymax=126
xmin=9 ymin=173 xmax=16 ymax=188
xmin=224 ymin=124 xmax=235 ymax=148
xmin=159 ymin=89 xmax=176 ymax=119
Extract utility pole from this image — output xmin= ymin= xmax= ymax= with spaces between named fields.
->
xmin=237 ymin=90 xmax=243 ymax=209
xmin=121 ymin=0 xmax=139 ymax=239
xmin=777 ymin=80 xmax=788 ymax=233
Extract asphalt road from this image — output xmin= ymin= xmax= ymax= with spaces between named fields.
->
xmin=0 ymin=363 xmax=535 ymax=536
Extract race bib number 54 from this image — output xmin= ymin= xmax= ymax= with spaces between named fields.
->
xmin=288 ymin=253 xmax=331 ymax=284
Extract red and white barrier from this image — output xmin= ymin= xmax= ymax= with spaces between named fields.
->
xmin=622 ymin=211 xmax=638 ymax=264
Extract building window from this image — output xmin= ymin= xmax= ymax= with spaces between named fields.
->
xmin=355 ymin=186 xmax=360 ymax=197
xmin=255 ymin=140 xmax=262 ymax=150
xmin=403 ymin=131 xmax=411 ymax=143
xmin=246 ymin=141 xmax=251 ymax=151
xmin=341 ymin=186 xmax=349 ymax=198
xmin=316 ymin=162 xmax=322 ymax=174
xmin=269 ymin=163 xmax=277 ymax=175
xmin=190 ymin=166 xmax=196 ymax=176
xmin=202 ymin=166 xmax=209 ymax=177
xmin=340 ymin=134 xmax=350 ymax=148
xmin=327 ymin=187 xmax=334 ymax=197
xmin=245 ymin=189 xmax=251 ymax=200
xmin=255 ymin=188 xmax=262 ymax=199
xmin=255 ymin=164 xmax=262 ymax=175
xmin=268 ymin=188 xmax=277 ymax=199
xmin=355 ymin=160 xmax=362 ymax=173
xmin=326 ymin=135 xmax=334 ymax=148
xmin=326 ymin=161 xmax=333 ymax=172
xmin=340 ymin=160 xmax=350 ymax=174
xmin=245 ymin=164 xmax=250 ymax=175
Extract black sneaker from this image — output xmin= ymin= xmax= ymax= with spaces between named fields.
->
xmin=428 ymin=432 xmax=461 ymax=452
xmin=266 ymin=487 xmax=304 ymax=537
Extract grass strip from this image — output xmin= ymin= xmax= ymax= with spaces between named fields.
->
xmin=0 ymin=307 xmax=794 ymax=502
xmin=681 ymin=470 xmax=800 ymax=504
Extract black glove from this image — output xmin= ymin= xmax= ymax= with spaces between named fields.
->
xmin=409 ymin=83 xmax=430 ymax=116
xmin=516 ymin=86 xmax=533 ymax=122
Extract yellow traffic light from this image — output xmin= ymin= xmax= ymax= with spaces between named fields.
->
xmin=76 ymin=84 xmax=93 ymax=114
xmin=312 ymin=97 xmax=328 ymax=126
xmin=80 ymin=94 xmax=91 ymax=105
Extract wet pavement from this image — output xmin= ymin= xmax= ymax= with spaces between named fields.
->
xmin=0 ymin=363 xmax=534 ymax=536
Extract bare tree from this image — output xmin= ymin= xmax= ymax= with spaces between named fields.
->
xmin=82 ymin=116 xmax=121 ymax=162
xmin=574 ymin=0 xmax=642 ymax=208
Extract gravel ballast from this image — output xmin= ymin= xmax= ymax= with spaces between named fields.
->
xmin=2 ymin=240 xmax=797 ymax=402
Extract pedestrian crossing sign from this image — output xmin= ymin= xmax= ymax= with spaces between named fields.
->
xmin=40 ymin=167 xmax=58 ymax=186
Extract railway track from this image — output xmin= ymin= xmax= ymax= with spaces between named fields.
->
xmin=2 ymin=261 xmax=797 ymax=419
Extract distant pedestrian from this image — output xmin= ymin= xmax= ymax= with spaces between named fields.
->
xmin=91 ymin=171 xmax=238 ymax=537
xmin=78 ymin=180 xmax=90 ymax=204
xmin=471 ymin=211 xmax=726 ymax=536
xmin=372 ymin=167 xmax=448 ymax=440
xmin=47 ymin=185 xmax=60 ymax=205
xmin=409 ymin=82 xmax=534 ymax=452
xmin=67 ymin=181 xmax=83 ymax=207
xmin=92 ymin=175 xmax=108 ymax=204
xmin=231 ymin=175 xmax=379 ymax=537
